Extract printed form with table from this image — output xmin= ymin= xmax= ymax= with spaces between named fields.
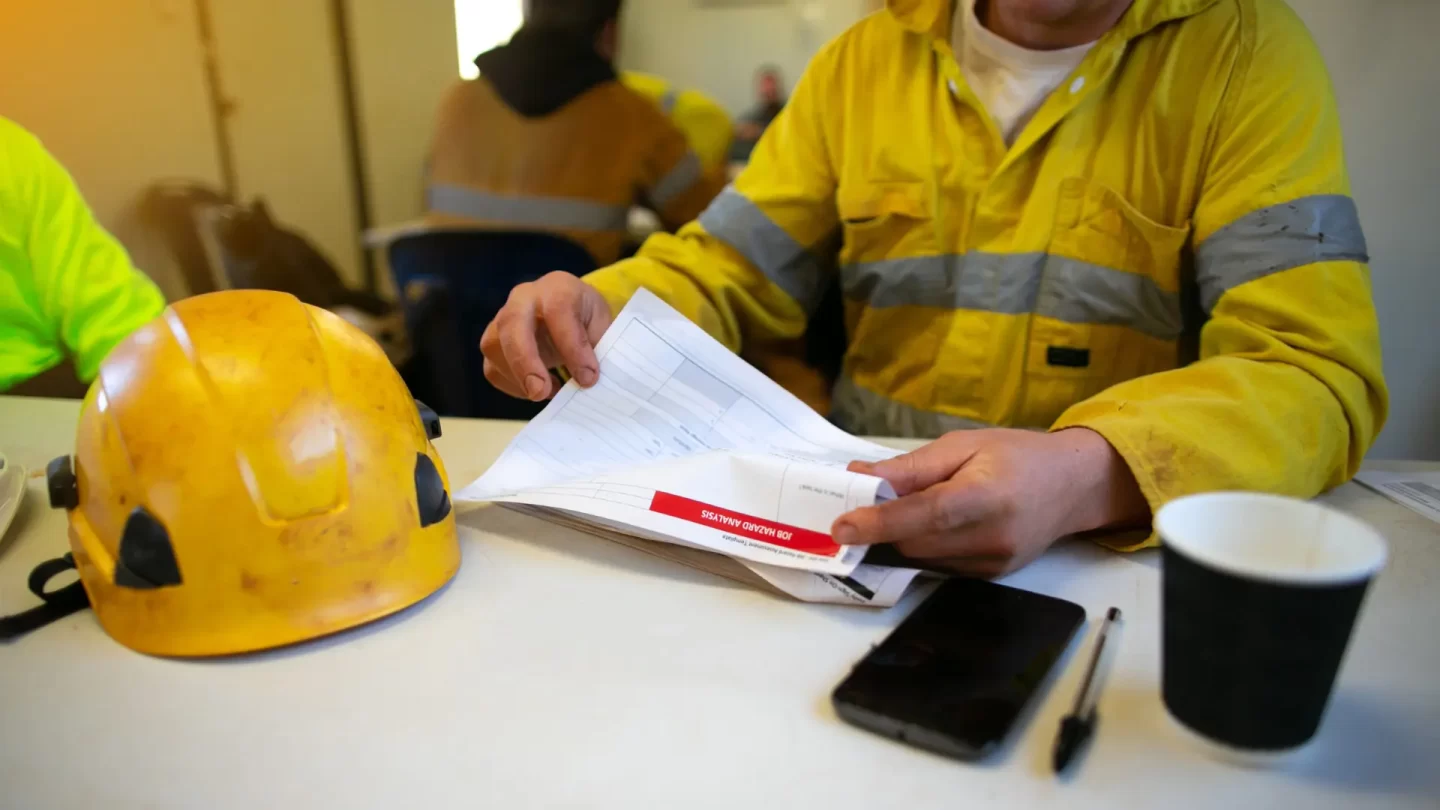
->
xmin=458 ymin=288 xmax=930 ymax=606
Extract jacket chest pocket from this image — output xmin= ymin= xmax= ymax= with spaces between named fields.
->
xmin=1020 ymin=178 xmax=1191 ymax=426
xmin=836 ymin=183 xmax=935 ymax=270
xmin=1048 ymin=178 xmax=1189 ymax=295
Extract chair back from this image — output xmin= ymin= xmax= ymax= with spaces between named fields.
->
xmin=388 ymin=229 xmax=596 ymax=419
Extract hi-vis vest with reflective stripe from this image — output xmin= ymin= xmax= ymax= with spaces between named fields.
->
xmin=622 ymin=72 xmax=734 ymax=173
xmin=426 ymin=76 xmax=720 ymax=266
xmin=585 ymin=0 xmax=1387 ymax=546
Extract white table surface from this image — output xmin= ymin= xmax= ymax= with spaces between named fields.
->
xmin=1 ymin=395 xmax=1436 ymax=809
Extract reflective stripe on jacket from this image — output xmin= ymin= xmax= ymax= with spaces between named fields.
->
xmin=426 ymin=76 xmax=722 ymax=265
xmin=0 ymin=117 xmax=165 ymax=390
xmin=622 ymin=72 xmax=735 ymax=173
xmin=584 ymin=0 xmax=1388 ymax=546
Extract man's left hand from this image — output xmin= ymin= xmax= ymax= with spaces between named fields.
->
xmin=833 ymin=428 xmax=1149 ymax=577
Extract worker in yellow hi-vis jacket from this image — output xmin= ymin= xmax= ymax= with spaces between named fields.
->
xmin=620 ymin=70 xmax=838 ymax=413
xmin=427 ymin=0 xmax=723 ymax=267
xmin=621 ymin=72 xmax=733 ymax=177
xmin=477 ymin=0 xmax=1388 ymax=576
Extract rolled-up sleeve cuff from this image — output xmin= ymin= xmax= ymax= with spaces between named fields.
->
xmin=1051 ymin=407 xmax=1165 ymax=552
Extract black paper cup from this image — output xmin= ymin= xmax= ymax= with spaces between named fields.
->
xmin=1155 ymin=492 xmax=1386 ymax=760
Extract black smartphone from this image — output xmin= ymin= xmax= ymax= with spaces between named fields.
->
xmin=832 ymin=577 xmax=1085 ymax=761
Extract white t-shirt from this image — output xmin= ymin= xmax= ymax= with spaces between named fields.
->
xmin=952 ymin=0 xmax=1096 ymax=145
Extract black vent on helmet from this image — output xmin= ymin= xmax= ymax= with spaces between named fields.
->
xmin=414 ymin=453 xmax=451 ymax=527
xmin=114 ymin=507 xmax=183 ymax=589
xmin=415 ymin=400 xmax=441 ymax=440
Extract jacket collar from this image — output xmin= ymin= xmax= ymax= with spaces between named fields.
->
xmin=885 ymin=0 xmax=1220 ymax=42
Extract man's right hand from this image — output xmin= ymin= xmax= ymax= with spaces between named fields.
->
xmin=479 ymin=271 xmax=613 ymax=402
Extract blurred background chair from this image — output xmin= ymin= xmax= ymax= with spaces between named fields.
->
xmin=144 ymin=183 xmax=411 ymax=367
xmin=387 ymin=229 xmax=596 ymax=419
xmin=141 ymin=181 xmax=234 ymax=296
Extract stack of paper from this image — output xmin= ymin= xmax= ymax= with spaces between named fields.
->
xmin=1355 ymin=469 xmax=1440 ymax=524
xmin=457 ymin=289 xmax=927 ymax=606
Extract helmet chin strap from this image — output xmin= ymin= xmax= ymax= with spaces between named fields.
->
xmin=0 ymin=553 xmax=92 ymax=641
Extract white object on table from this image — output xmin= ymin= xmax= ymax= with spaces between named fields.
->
xmin=362 ymin=219 xmax=451 ymax=249
xmin=0 ymin=395 xmax=1437 ymax=810
xmin=368 ymin=207 xmax=662 ymax=252
xmin=459 ymin=290 xmax=915 ymax=604
xmin=0 ymin=450 xmax=23 ymax=543
xmin=626 ymin=206 xmax=662 ymax=241
xmin=1355 ymin=468 xmax=1440 ymax=524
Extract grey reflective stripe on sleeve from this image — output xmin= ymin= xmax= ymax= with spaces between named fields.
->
xmin=648 ymin=152 xmax=702 ymax=209
xmin=659 ymin=88 xmax=679 ymax=115
xmin=831 ymin=375 xmax=992 ymax=439
xmin=697 ymin=186 xmax=829 ymax=311
xmin=841 ymin=252 xmax=1183 ymax=340
xmin=426 ymin=185 xmax=629 ymax=232
xmin=1196 ymin=194 xmax=1368 ymax=312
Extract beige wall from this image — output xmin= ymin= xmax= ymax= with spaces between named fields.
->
xmin=0 ymin=0 xmax=225 ymax=300
xmin=349 ymin=0 xmax=459 ymax=297
xmin=349 ymin=0 xmax=458 ymax=229
xmin=1290 ymin=0 xmax=1440 ymax=460
xmin=208 ymin=0 xmax=362 ymax=286
xmin=618 ymin=0 xmax=871 ymax=115
xmin=1 ymin=0 xmax=461 ymax=296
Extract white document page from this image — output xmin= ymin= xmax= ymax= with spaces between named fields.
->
xmin=1355 ymin=469 xmax=1440 ymax=525
xmin=521 ymin=506 xmax=928 ymax=607
xmin=458 ymin=289 xmax=913 ymax=590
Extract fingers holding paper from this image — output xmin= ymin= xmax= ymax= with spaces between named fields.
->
xmin=832 ymin=428 xmax=1150 ymax=576
xmin=480 ymin=271 xmax=614 ymax=401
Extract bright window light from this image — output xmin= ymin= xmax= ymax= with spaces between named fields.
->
xmin=454 ymin=0 xmax=523 ymax=79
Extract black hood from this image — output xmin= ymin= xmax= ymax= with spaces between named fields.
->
xmin=473 ymin=26 xmax=617 ymax=118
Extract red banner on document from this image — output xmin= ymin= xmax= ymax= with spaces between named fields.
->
xmin=648 ymin=491 xmax=841 ymax=557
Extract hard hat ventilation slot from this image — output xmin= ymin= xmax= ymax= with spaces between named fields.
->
xmin=415 ymin=400 xmax=442 ymax=440
xmin=413 ymin=453 xmax=451 ymax=527
xmin=114 ymin=507 xmax=184 ymax=589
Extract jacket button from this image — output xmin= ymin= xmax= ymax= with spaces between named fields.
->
xmin=1070 ymin=76 xmax=1085 ymax=94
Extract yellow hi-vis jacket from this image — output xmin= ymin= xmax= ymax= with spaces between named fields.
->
xmin=585 ymin=0 xmax=1388 ymax=545
xmin=622 ymin=72 xmax=734 ymax=175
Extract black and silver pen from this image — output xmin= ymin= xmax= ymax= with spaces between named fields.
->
xmin=1053 ymin=606 xmax=1122 ymax=774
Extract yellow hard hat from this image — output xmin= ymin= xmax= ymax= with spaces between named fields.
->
xmin=7 ymin=290 xmax=460 ymax=656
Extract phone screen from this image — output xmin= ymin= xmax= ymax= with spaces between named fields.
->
xmin=832 ymin=577 xmax=1085 ymax=760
